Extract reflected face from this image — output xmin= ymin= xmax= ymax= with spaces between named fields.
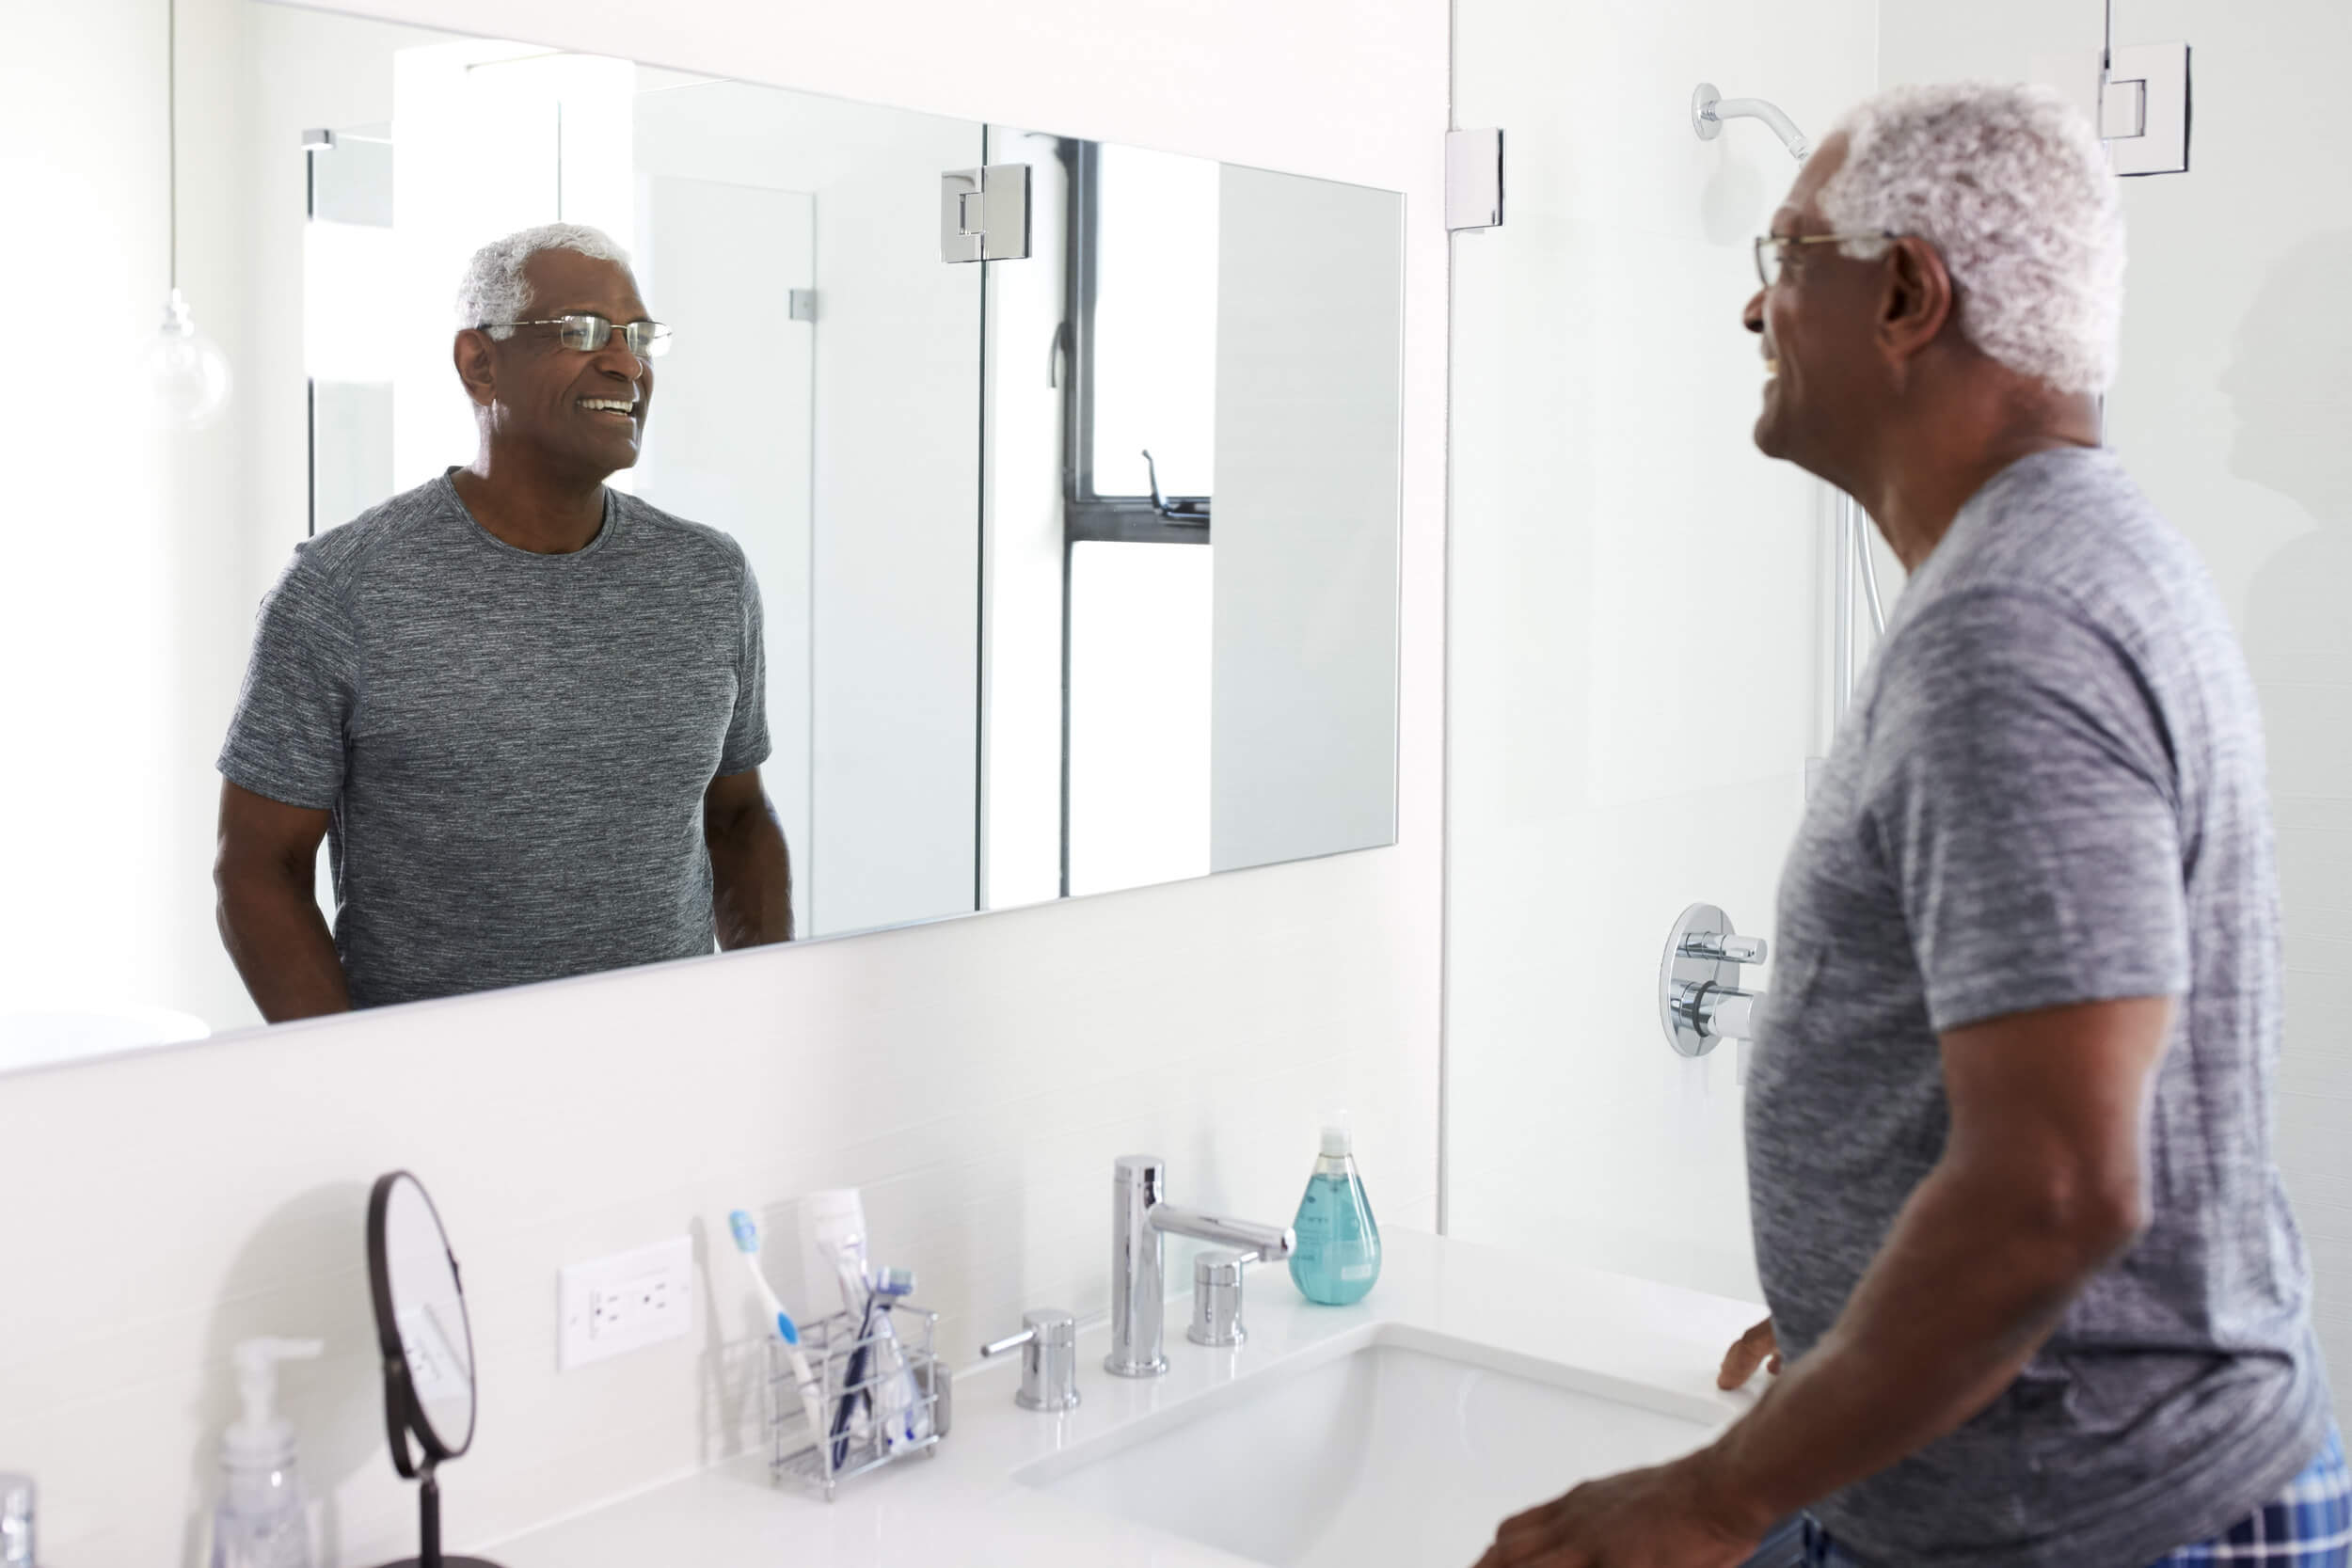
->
xmin=1742 ymin=136 xmax=1880 ymax=478
xmin=475 ymin=248 xmax=656 ymax=477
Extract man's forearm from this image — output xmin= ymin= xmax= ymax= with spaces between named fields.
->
xmin=710 ymin=806 xmax=793 ymax=947
xmin=216 ymin=864 xmax=352 ymax=1022
xmin=1693 ymin=1155 xmax=2142 ymax=1532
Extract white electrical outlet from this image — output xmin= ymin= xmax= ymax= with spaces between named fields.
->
xmin=560 ymin=1236 xmax=693 ymax=1370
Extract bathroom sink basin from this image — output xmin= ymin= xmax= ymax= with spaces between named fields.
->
xmin=1017 ymin=1327 xmax=1724 ymax=1568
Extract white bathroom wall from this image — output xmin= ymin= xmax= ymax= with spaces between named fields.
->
xmin=0 ymin=0 xmax=1450 ymax=1562
xmin=1445 ymin=0 xmax=1876 ymax=1299
xmin=1883 ymin=0 xmax=2352 ymax=1422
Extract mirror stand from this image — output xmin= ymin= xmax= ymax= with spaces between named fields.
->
xmin=375 ymin=1465 xmax=500 ymax=1568
xmin=368 ymin=1171 xmax=500 ymax=1568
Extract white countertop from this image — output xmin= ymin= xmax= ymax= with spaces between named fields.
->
xmin=486 ymin=1229 xmax=1765 ymax=1567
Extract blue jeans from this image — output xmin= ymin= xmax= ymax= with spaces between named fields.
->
xmin=1800 ymin=1426 xmax=2350 ymax=1567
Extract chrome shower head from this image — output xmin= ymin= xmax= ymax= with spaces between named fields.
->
xmin=1692 ymin=83 xmax=1812 ymax=161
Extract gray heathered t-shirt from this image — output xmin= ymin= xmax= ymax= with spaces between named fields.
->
xmin=1746 ymin=448 xmax=2328 ymax=1566
xmin=218 ymin=472 xmax=769 ymax=1009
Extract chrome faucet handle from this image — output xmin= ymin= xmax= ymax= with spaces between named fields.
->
xmin=980 ymin=1307 xmax=1081 ymax=1412
xmin=1679 ymin=930 xmax=1767 ymax=965
xmin=1188 ymin=1250 xmax=1254 ymax=1348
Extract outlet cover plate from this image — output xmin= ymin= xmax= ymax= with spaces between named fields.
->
xmin=560 ymin=1235 xmax=692 ymax=1370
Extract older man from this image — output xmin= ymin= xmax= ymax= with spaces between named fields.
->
xmin=215 ymin=223 xmax=792 ymax=1020
xmin=1478 ymin=85 xmax=2338 ymax=1568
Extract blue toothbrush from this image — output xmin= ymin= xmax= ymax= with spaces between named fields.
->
xmin=727 ymin=1211 xmax=826 ymax=1439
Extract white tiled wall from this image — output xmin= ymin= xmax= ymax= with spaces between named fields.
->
xmin=0 ymin=0 xmax=1449 ymax=1561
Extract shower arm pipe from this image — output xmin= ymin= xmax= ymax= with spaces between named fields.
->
xmin=1692 ymin=84 xmax=1812 ymax=162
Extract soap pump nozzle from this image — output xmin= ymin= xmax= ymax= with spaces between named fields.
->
xmin=226 ymin=1338 xmax=322 ymax=1473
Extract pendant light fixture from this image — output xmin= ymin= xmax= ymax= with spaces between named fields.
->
xmin=139 ymin=0 xmax=232 ymax=431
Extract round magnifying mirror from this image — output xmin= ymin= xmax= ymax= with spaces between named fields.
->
xmin=367 ymin=1171 xmax=498 ymax=1568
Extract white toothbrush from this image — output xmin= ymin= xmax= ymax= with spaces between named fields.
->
xmin=728 ymin=1210 xmax=827 ymax=1440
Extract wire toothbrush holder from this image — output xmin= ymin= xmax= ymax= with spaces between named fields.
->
xmin=764 ymin=1300 xmax=944 ymax=1500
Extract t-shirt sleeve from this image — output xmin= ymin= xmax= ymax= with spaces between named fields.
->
xmin=1860 ymin=587 xmax=2190 ymax=1034
xmin=216 ymin=549 xmax=358 ymax=811
xmin=718 ymin=549 xmax=771 ymax=777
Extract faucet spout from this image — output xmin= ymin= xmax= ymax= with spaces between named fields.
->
xmin=1150 ymin=1204 xmax=1295 ymax=1262
xmin=1107 ymin=1156 xmax=1294 ymax=1379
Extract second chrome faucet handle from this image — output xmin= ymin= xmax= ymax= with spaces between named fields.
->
xmin=980 ymin=1307 xmax=1081 ymax=1412
xmin=1188 ymin=1250 xmax=1253 ymax=1348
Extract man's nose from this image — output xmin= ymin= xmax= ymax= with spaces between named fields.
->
xmin=591 ymin=339 xmax=645 ymax=378
xmin=1742 ymin=290 xmax=1767 ymax=334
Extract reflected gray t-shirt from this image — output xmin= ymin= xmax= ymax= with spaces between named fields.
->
xmin=1746 ymin=448 xmax=2327 ymax=1566
xmin=218 ymin=473 xmax=769 ymax=1008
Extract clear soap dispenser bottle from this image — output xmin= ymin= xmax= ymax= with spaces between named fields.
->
xmin=1289 ymin=1120 xmax=1381 ymax=1306
xmin=211 ymin=1338 xmax=322 ymax=1568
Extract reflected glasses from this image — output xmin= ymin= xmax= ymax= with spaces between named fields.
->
xmin=1753 ymin=230 xmax=1899 ymax=288
xmin=488 ymin=314 xmax=674 ymax=358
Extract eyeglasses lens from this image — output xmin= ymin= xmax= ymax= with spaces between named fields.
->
xmin=557 ymin=316 xmax=611 ymax=352
xmin=548 ymin=316 xmax=671 ymax=358
xmin=624 ymin=322 xmax=673 ymax=358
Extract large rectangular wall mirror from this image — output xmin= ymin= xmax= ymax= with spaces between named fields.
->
xmin=0 ymin=1 xmax=1404 ymax=1071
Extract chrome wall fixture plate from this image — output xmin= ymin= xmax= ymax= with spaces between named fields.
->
xmin=1692 ymin=83 xmax=1725 ymax=142
xmin=1659 ymin=902 xmax=1767 ymax=1058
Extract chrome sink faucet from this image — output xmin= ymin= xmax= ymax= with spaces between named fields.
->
xmin=1108 ymin=1155 xmax=1295 ymax=1378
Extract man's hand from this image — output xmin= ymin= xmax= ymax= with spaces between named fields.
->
xmin=1471 ymin=1454 xmax=1767 ymax=1568
xmin=1718 ymin=1318 xmax=1781 ymax=1390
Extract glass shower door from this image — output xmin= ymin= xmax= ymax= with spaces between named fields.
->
xmin=1442 ymin=0 xmax=1877 ymax=1299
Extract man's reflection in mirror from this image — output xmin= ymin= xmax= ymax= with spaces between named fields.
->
xmin=215 ymin=224 xmax=793 ymax=1022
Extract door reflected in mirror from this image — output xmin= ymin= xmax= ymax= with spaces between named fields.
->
xmin=0 ymin=0 xmax=1404 ymax=1069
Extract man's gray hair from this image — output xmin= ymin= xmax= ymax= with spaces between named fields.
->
xmin=454 ymin=223 xmax=633 ymax=339
xmin=1820 ymin=82 xmax=2125 ymax=395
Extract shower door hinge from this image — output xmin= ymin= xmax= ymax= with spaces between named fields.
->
xmin=941 ymin=164 xmax=1032 ymax=261
xmin=1445 ymin=128 xmax=1504 ymax=231
xmin=2103 ymin=41 xmax=2190 ymax=176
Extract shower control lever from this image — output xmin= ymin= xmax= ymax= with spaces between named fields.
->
xmin=1679 ymin=930 xmax=1767 ymax=966
xmin=1660 ymin=902 xmax=1770 ymax=1058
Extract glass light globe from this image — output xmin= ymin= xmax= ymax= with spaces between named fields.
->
xmin=139 ymin=287 xmax=232 ymax=431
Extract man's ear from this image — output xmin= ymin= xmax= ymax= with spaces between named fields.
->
xmin=1875 ymin=236 xmax=1958 ymax=377
xmin=453 ymin=328 xmax=498 ymax=409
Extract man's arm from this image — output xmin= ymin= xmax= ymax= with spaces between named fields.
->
xmin=1698 ymin=995 xmax=2168 ymax=1520
xmin=705 ymin=768 xmax=793 ymax=947
xmin=215 ymin=780 xmax=351 ymax=1022
xmin=1479 ymin=994 xmax=2170 ymax=1567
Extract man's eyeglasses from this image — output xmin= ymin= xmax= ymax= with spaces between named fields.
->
xmin=486 ymin=314 xmax=675 ymax=359
xmin=1753 ymin=230 xmax=1899 ymax=288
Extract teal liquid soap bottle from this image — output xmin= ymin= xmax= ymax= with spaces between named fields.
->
xmin=1289 ymin=1121 xmax=1381 ymax=1306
